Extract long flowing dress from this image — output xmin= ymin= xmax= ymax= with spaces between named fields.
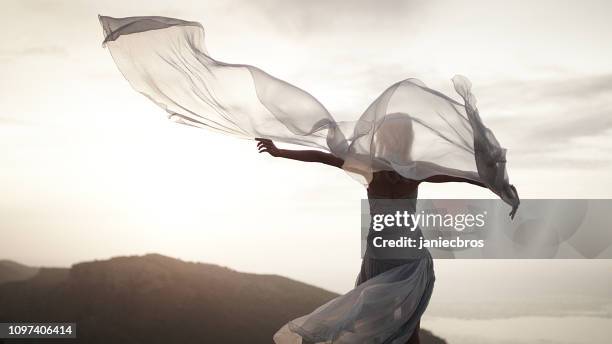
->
xmin=98 ymin=15 xmax=518 ymax=343
xmin=274 ymin=188 xmax=435 ymax=343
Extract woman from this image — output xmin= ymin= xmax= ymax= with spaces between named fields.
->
xmin=256 ymin=135 xmax=488 ymax=344
xmin=99 ymin=14 xmax=519 ymax=344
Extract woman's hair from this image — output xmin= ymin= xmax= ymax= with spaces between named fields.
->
xmin=373 ymin=112 xmax=415 ymax=163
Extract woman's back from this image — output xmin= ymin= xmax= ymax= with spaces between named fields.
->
xmin=367 ymin=170 xmax=419 ymax=199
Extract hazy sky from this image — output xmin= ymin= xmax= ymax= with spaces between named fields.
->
xmin=1 ymin=0 xmax=612 ymax=299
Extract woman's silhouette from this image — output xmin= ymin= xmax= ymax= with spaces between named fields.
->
xmin=257 ymin=116 xmax=487 ymax=344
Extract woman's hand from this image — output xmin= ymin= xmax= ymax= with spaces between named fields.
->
xmin=506 ymin=184 xmax=520 ymax=219
xmin=256 ymin=138 xmax=281 ymax=157
xmin=255 ymin=138 xmax=344 ymax=168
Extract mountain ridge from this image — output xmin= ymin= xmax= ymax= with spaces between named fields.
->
xmin=0 ymin=259 xmax=39 ymax=284
xmin=0 ymin=254 xmax=446 ymax=343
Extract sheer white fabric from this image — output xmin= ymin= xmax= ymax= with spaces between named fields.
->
xmin=274 ymin=258 xmax=435 ymax=344
xmin=98 ymin=15 xmax=519 ymax=212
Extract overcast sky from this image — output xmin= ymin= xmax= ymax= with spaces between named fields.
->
xmin=1 ymin=0 xmax=612 ymax=303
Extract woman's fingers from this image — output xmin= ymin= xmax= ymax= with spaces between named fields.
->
xmin=256 ymin=138 xmax=276 ymax=156
xmin=509 ymin=207 xmax=517 ymax=219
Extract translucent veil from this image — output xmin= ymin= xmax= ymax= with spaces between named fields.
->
xmin=99 ymin=15 xmax=519 ymax=212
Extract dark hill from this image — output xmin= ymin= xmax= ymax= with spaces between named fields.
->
xmin=0 ymin=254 xmax=446 ymax=343
xmin=0 ymin=260 xmax=38 ymax=284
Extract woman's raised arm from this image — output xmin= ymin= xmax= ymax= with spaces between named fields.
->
xmin=420 ymin=174 xmax=487 ymax=188
xmin=422 ymin=175 xmax=519 ymax=218
xmin=256 ymin=138 xmax=344 ymax=168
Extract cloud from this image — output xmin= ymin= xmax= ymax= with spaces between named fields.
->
xmin=237 ymin=0 xmax=427 ymax=35
xmin=0 ymin=116 xmax=36 ymax=127
xmin=19 ymin=46 xmax=67 ymax=56
xmin=474 ymin=75 xmax=612 ymax=168
xmin=482 ymin=74 xmax=612 ymax=137
xmin=0 ymin=45 xmax=68 ymax=61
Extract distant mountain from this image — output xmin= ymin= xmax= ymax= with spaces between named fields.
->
xmin=0 ymin=260 xmax=38 ymax=284
xmin=0 ymin=254 xmax=446 ymax=343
